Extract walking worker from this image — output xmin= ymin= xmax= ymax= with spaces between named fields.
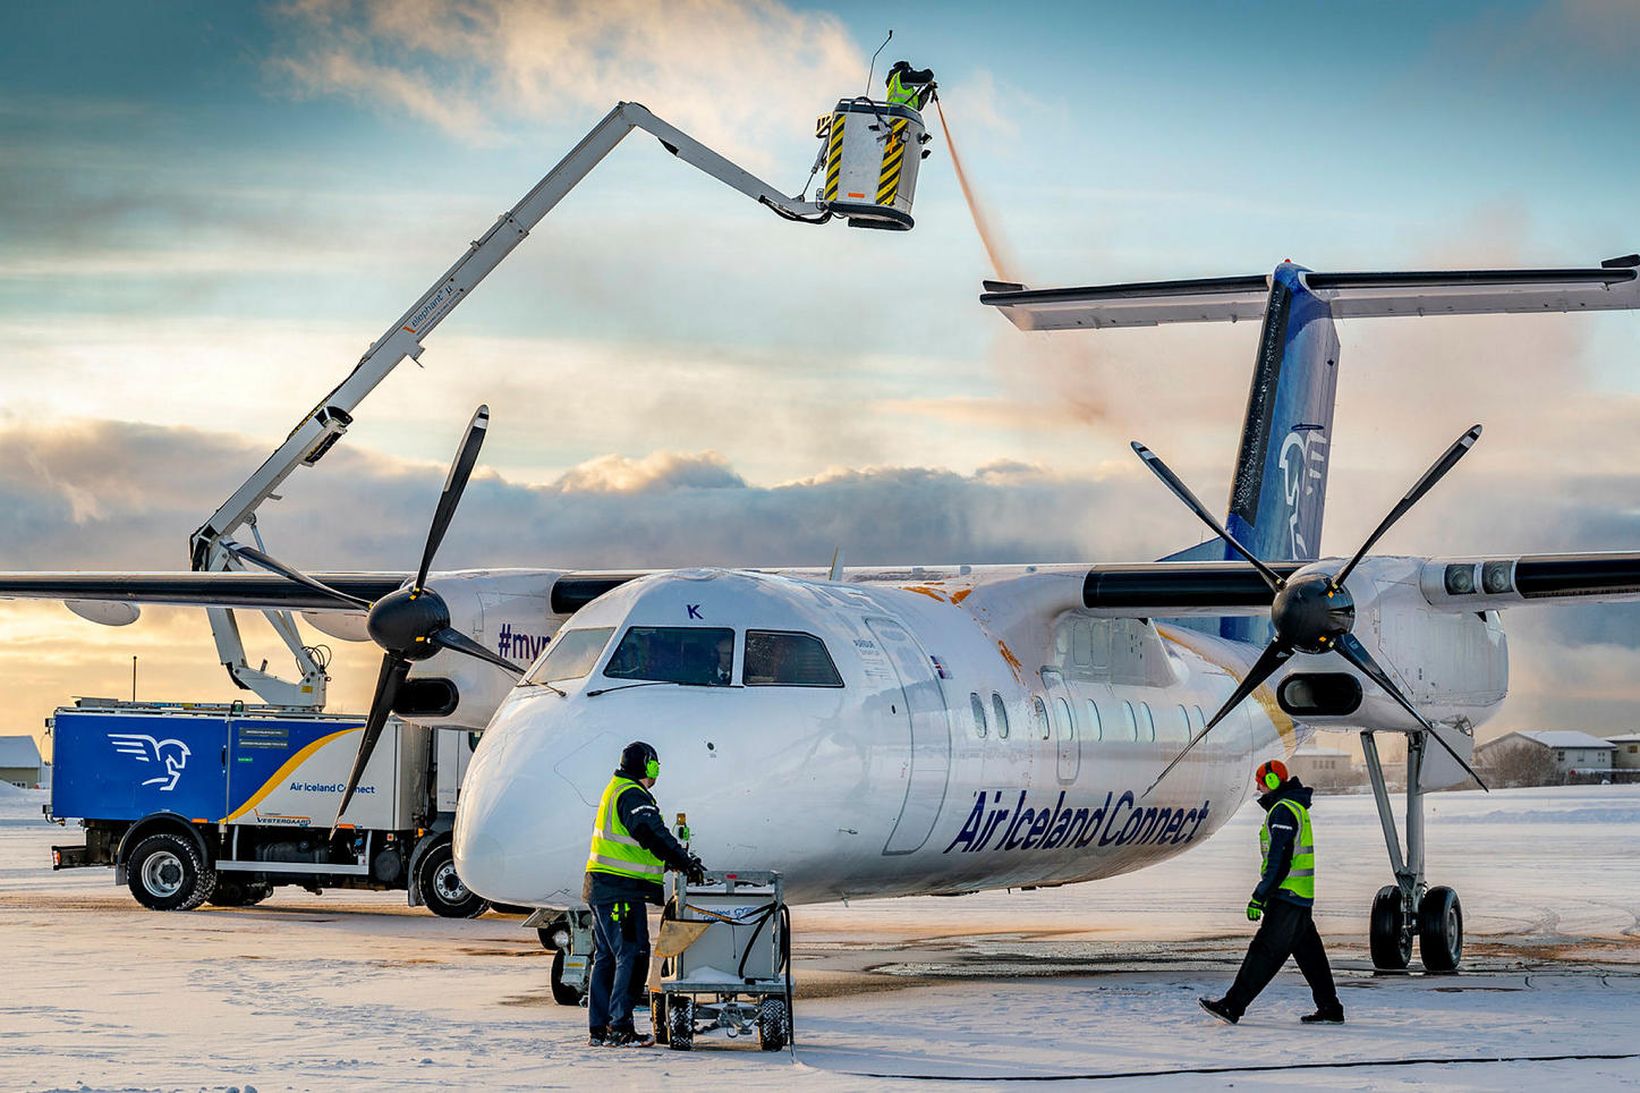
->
xmin=584 ymin=740 xmax=706 ymax=1048
xmin=884 ymin=60 xmax=936 ymax=110
xmin=1200 ymin=759 xmax=1345 ymax=1025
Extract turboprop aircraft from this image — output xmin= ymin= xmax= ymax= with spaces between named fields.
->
xmin=6 ymin=253 xmax=1640 ymax=979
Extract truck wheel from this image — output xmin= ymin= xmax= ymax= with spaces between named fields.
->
xmin=127 ymin=832 xmax=216 ymax=912
xmin=417 ymin=841 xmax=487 ymax=918
xmin=756 ymin=997 xmax=790 ymax=1051
xmin=210 ymin=880 xmax=274 ymax=908
xmin=550 ymin=948 xmax=586 ymax=1006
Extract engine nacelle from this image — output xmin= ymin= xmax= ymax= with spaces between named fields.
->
xmin=1277 ymin=557 xmax=1508 ymax=734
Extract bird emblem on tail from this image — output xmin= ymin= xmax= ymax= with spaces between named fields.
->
xmin=108 ymin=733 xmax=191 ymax=791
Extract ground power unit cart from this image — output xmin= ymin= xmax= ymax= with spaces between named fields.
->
xmin=651 ymin=870 xmax=793 ymax=1052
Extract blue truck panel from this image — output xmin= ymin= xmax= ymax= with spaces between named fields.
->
xmin=52 ymin=710 xmax=229 ymax=823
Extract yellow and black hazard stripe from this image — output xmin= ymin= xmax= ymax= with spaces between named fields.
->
xmin=876 ymin=117 xmax=910 ymax=206
xmin=822 ymin=113 xmax=846 ymax=202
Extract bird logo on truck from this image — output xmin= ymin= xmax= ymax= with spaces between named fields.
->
xmin=107 ymin=733 xmax=191 ymax=791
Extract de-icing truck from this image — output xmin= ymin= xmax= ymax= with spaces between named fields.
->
xmin=45 ymin=699 xmax=486 ymax=915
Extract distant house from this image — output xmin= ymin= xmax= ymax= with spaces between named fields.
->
xmin=1289 ymin=742 xmax=1358 ymax=789
xmin=0 ymin=735 xmax=43 ymax=788
xmin=1608 ymin=733 xmax=1640 ymax=771
xmin=1477 ymin=730 xmax=1615 ymax=780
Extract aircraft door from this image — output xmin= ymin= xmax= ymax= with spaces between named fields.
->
xmin=867 ymin=617 xmax=952 ymax=855
xmin=1042 ymin=669 xmax=1080 ymax=784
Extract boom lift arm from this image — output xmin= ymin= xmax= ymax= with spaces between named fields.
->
xmin=191 ymin=102 xmax=835 ymax=705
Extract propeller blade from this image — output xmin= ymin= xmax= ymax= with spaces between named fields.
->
xmin=1333 ymin=632 xmax=1489 ymax=792
xmin=414 ymin=405 xmax=490 ymax=592
xmin=332 ymin=654 xmax=411 ymax=834
xmin=430 ymin=626 xmax=524 ymax=676
xmin=222 ymin=541 xmax=372 ymax=609
xmin=1130 ymin=441 xmax=1286 ymax=592
xmin=1330 ymin=424 xmax=1482 ymax=590
xmin=1145 ymin=639 xmax=1293 ymax=797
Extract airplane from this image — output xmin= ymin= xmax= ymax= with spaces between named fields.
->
xmin=7 ymin=252 xmax=1640 ymax=991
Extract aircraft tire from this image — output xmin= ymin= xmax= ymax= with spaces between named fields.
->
xmin=1418 ymin=886 xmax=1463 ymax=972
xmin=550 ymin=948 xmax=586 ymax=1006
xmin=1369 ymin=884 xmax=1412 ymax=970
xmin=417 ymin=840 xmax=488 ymax=918
xmin=127 ymin=832 xmax=217 ymax=912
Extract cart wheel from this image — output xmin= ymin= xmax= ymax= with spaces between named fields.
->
xmin=667 ymin=995 xmax=695 ymax=1051
xmin=757 ymin=997 xmax=790 ymax=1052
xmin=651 ymin=993 xmax=669 ymax=1045
xmin=550 ymin=949 xmax=585 ymax=1007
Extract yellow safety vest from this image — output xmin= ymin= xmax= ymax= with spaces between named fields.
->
xmin=585 ymin=776 xmax=666 ymax=882
xmin=1259 ymin=797 xmax=1316 ymax=900
xmin=886 ymin=71 xmax=922 ymax=109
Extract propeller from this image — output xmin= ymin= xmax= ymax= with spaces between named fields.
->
xmin=1136 ymin=425 xmax=1489 ymax=797
xmin=223 ymin=405 xmax=523 ymax=832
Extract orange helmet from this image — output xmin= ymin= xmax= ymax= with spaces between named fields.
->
xmin=1255 ymin=759 xmax=1289 ymax=792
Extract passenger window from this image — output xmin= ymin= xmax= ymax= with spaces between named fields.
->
xmin=1193 ymin=706 xmax=1206 ymax=736
xmin=1173 ymin=704 xmax=1190 ymax=743
xmin=526 ymin=627 xmax=613 ymax=684
xmin=744 ymin=630 xmax=842 ymax=687
xmin=604 ymin=627 xmax=735 ymax=686
xmin=1085 ymin=700 xmax=1103 ymax=741
xmin=1072 ymin=622 xmax=1093 ymax=668
xmin=1121 ymin=700 xmax=1138 ymax=742
xmin=992 ymin=693 xmax=1010 ymax=740
xmin=1032 ymin=696 xmax=1051 ymax=740
xmin=970 ymin=693 xmax=988 ymax=738
xmin=1054 ymin=696 xmax=1074 ymax=742
xmin=1139 ymin=702 xmax=1156 ymax=742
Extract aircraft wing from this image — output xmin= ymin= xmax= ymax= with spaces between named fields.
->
xmin=980 ymin=257 xmax=1640 ymax=331
xmin=0 ymin=572 xmax=408 ymax=611
xmin=1080 ymin=552 xmax=1640 ymax=616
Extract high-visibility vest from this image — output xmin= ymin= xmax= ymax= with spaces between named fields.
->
xmin=886 ymin=71 xmax=922 ymax=108
xmin=585 ymin=776 xmax=666 ymax=882
xmin=1259 ymin=797 xmax=1316 ymax=900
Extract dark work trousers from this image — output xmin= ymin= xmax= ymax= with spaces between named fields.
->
xmin=1223 ymin=898 xmax=1340 ymax=1018
xmin=588 ymin=901 xmax=650 ymax=1033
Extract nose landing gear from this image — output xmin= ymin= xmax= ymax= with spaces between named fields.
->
xmin=1361 ymin=730 xmax=1464 ymax=972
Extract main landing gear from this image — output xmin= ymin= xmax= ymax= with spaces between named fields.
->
xmin=1361 ymin=730 xmax=1464 ymax=972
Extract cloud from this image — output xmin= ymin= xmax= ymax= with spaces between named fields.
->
xmin=269 ymin=0 xmax=865 ymax=163
xmin=550 ymin=450 xmax=745 ymax=493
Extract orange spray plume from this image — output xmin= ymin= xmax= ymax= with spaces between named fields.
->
xmin=934 ymin=94 xmax=1017 ymax=283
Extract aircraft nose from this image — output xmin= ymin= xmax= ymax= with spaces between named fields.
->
xmin=452 ymin=698 xmax=616 ymax=906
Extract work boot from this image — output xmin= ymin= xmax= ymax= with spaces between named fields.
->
xmin=1300 ymin=1006 xmax=1345 ymax=1024
xmin=605 ymin=1028 xmax=655 ymax=1048
xmin=1198 ymin=997 xmax=1239 ymax=1025
xmin=587 ymin=1026 xmax=610 ymax=1046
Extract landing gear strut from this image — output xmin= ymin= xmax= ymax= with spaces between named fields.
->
xmin=1361 ymin=731 xmax=1463 ymax=972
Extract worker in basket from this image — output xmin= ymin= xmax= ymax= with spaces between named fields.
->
xmin=1199 ymin=759 xmax=1345 ymax=1026
xmin=885 ymin=60 xmax=936 ymax=110
xmin=584 ymin=741 xmax=707 ymax=1048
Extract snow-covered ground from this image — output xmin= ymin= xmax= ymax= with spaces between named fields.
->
xmin=4 ymin=782 xmax=1639 ymax=1090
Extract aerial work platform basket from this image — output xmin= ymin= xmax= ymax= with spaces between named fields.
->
xmin=650 ymin=869 xmax=793 ymax=1052
xmin=816 ymin=97 xmax=929 ymax=231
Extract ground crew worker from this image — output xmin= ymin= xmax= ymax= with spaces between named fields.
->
xmin=885 ymin=60 xmax=936 ymax=110
xmin=584 ymin=740 xmax=705 ymax=1048
xmin=1200 ymin=759 xmax=1345 ymax=1025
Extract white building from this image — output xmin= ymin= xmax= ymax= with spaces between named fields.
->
xmin=0 ymin=736 xmax=43 ymax=788
xmin=1288 ymin=742 xmax=1358 ymax=789
xmin=1607 ymin=733 xmax=1640 ymax=771
xmin=1478 ymin=730 xmax=1615 ymax=780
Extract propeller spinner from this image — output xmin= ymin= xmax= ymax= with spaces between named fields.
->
xmin=1136 ymin=425 xmax=1489 ymax=796
xmin=222 ymin=405 xmax=523 ymax=832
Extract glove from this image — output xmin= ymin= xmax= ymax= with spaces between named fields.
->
xmin=1246 ymin=896 xmax=1265 ymax=922
xmin=685 ymin=855 xmax=707 ymax=885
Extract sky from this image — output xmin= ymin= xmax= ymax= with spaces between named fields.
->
xmin=3 ymin=0 xmax=1639 ymax=755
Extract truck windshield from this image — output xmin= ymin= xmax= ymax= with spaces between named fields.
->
xmin=603 ymin=627 xmax=735 ymax=686
xmin=525 ymin=627 xmax=614 ymax=684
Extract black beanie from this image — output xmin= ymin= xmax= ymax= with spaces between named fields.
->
xmin=619 ymin=740 xmax=658 ymax=778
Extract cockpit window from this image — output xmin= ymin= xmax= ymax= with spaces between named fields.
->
xmin=604 ymin=627 xmax=735 ymax=686
xmin=744 ymin=630 xmax=843 ymax=687
xmin=525 ymin=627 xmax=613 ymax=684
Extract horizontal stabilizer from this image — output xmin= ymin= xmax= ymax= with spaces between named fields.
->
xmin=982 ymin=258 xmax=1640 ymax=331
